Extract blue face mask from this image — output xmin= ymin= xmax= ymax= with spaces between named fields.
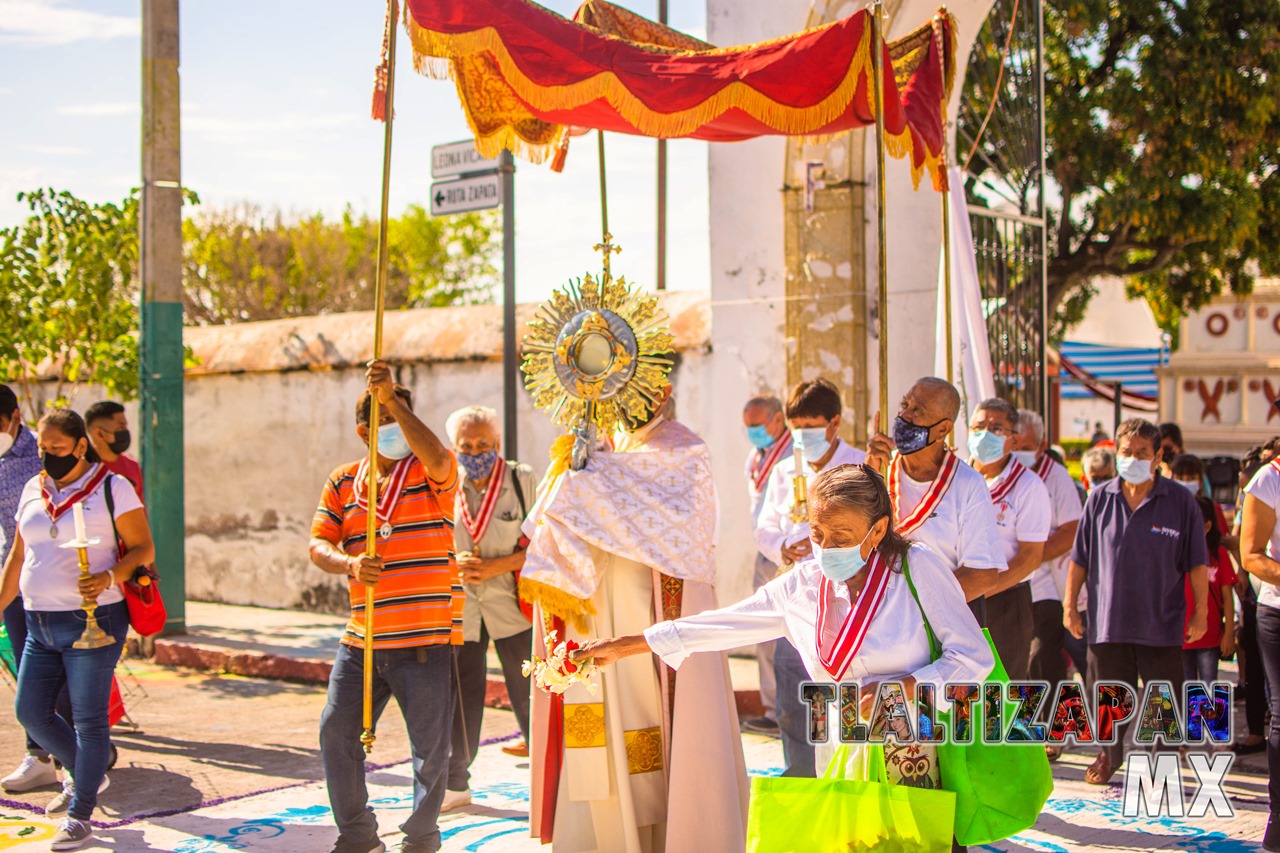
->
xmin=892 ymin=415 xmax=942 ymax=456
xmin=459 ymin=449 xmax=499 ymax=482
xmin=793 ymin=427 xmax=832 ymax=463
xmin=967 ymin=429 xmax=1007 ymax=466
xmin=746 ymin=425 xmax=776 ymax=451
xmin=376 ymin=423 xmax=412 ymax=460
xmin=813 ymin=526 xmax=876 ymax=582
xmin=1116 ymin=455 xmax=1153 ymax=485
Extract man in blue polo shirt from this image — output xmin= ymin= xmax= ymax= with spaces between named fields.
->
xmin=1064 ymin=418 xmax=1208 ymax=785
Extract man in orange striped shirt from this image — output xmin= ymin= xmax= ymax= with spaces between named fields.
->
xmin=310 ymin=360 xmax=460 ymax=853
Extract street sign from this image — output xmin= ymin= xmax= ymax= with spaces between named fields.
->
xmin=430 ymin=173 xmax=502 ymax=216
xmin=431 ymin=140 xmax=500 ymax=179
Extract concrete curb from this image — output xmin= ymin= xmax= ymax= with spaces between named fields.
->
xmin=151 ymin=639 xmax=766 ymax=719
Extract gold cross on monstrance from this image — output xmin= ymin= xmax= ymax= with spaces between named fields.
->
xmin=594 ymin=232 xmax=622 ymax=279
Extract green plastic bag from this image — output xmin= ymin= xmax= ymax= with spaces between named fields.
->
xmin=747 ymin=744 xmax=957 ymax=853
xmin=902 ymin=561 xmax=1054 ymax=846
xmin=0 ymin=622 xmax=15 ymax=679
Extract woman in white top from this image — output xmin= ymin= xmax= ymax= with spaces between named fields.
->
xmin=0 ymin=408 xmax=153 ymax=851
xmin=575 ymin=464 xmax=993 ymax=850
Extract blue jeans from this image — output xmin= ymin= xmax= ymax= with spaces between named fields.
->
xmin=15 ymin=602 xmax=127 ymax=821
xmin=1183 ymin=646 xmax=1220 ymax=684
xmin=320 ymin=643 xmax=454 ymax=850
xmin=773 ymin=638 xmax=815 ymax=777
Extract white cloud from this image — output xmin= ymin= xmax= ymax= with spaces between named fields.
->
xmin=0 ymin=87 xmax=13 ymax=96
xmin=0 ymin=1 xmax=138 ymax=46
xmin=57 ymin=101 xmax=137 ymax=117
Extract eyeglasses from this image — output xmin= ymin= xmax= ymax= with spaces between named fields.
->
xmin=970 ymin=423 xmax=1011 ymax=437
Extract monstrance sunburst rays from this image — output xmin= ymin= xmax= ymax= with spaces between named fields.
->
xmin=521 ymin=234 xmax=674 ymax=467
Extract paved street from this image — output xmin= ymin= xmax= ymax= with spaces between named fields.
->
xmin=0 ymin=655 xmax=1270 ymax=852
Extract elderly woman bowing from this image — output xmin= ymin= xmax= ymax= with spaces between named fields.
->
xmin=575 ymin=463 xmax=993 ymax=850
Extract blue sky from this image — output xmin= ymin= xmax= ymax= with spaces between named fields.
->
xmin=0 ymin=0 xmax=711 ymax=304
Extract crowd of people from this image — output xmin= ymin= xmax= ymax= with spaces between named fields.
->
xmin=1 ymin=363 xmax=1278 ymax=852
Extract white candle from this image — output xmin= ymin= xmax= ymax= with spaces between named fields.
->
xmin=73 ymin=502 xmax=86 ymax=542
xmin=793 ymin=443 xmax=804 ymax=477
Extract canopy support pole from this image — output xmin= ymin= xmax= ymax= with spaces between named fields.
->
xmin=871 ymin=0 xmax=890 ymax=469
xmin=362 ymin=0 xmax=399 ymax=756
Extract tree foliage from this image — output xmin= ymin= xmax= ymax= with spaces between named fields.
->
xmin=181 ymin=204 xmax=499 ymax=325
xmin=1043 ymin=0 xmax=1280 ymax=334
xmin=0 ymin=189 xmax=149 ymax=417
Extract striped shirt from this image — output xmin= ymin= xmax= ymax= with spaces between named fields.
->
xmin=311 ymin=455 xmax=462 ymax=650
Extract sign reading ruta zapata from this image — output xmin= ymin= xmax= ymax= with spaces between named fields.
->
xmin=401 ymin=0 xmax=956 ymax=190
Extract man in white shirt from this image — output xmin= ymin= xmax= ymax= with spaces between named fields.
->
xmin=1013 ymin=410 xmax=1083 ymax=697
xmin=740 ymin=395 xmax=789 ymax=735
xmin=966 ymin=398 xmax=1051 ymax=681
xmin=753 ymin=378 xmax=864 ymax=776
xmin=863 ymin=377 xmax=1004 ymax=625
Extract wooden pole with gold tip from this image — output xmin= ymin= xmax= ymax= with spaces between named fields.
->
xmin=871 ymin=0 xmax=891 ymax=472
xmin=361 ymin=0 xmax=399 ymax=756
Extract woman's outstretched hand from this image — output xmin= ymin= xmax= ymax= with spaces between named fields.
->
xmin=570 ymin=634 xmax=649 ymax=667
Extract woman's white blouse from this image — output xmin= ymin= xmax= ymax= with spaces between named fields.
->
xmin=15 ymin=470 xmax=142 ymax=611
xmin=645 ymin=543 xmax=993 ymax=697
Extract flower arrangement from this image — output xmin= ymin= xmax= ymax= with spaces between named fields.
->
xmin=523 ymin=630 xmax=600 ymax=696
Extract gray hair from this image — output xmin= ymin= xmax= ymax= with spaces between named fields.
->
xmin=974 ymin=398 xmax=1019 ymax=429
xmin=1017 ymin=408 xmax=1045 ymax=443
xmin=445 ymin=405 xmax=500 ymax=446
xmin=1082 ymin=446 xmax=1116 ymax=479
xmin=743 ymin=395 xmax=783 ymax=417
xmin=1115 ymin=418 xmax=1161 ymax=455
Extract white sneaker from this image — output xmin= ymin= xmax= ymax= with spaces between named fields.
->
xmin=46 ymin=774 xmax=109 ymax=816
xmin=50 ymin=817 xmax=93 ymax=851
xmin=441 ymin=787 xmax=471 ymax=812
xmin=0 ymin=755 xmax=58 ymax=792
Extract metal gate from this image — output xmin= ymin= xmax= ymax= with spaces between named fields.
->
xmin=956 ymin=0 xmax=1047 ymax=416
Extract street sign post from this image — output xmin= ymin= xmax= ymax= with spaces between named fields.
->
xmin=429 ymin=172 xmax=502 ymax=216
xmin=428 ymin=140 xmax=517 ymax=457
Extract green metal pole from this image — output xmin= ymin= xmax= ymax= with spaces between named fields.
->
xmin=140 ymin=0 xmax=186 ymax=634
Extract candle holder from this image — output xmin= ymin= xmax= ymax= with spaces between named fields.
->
xmin=789 ymin=475 xmax=809 ymax=523
xmin=59 ymin=539 xmax=113 ymax=650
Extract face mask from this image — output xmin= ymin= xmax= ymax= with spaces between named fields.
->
xmin=108 ymin=428 xmax=131 ymax=455
xmin=813 ymin=525 xmax=877 ymax=583
xmin=375 ymin=423 xmax=412 ymax=460
xmin=967 ymin=430 xmax=1007 ymax=466
xmin=892 ymin=416 xmax=942 ymax=456
xmin=1010 ymin=450 xmax=1039 ymax=469
xmin=1116 ymin=455 xmax=1153 ymax=485
xmin=0 ymin=432 xmax=12 ymax=458
xmin=793 ymin=427 xmax=832 ymax=463
xmin=42 ymin=450 xmax=80 ymax=480
xmin=746 ymin=425 xmax=776 ymax=451
xmin=459 ymin=449 xmax=499 ymax=482
xmin=1174 ymin=478 xmax=1200 ymax=493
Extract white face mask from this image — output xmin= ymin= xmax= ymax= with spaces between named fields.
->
xmin=1010 ymin=450 xmax=1038 ymax=469
xmin=0 ymin=432 xmax=11 ymax=458
xmin=1116 ymin=455 xmax=1153 ymax=485
xmin=1174 ymin=478 xmax=1200 ymax=494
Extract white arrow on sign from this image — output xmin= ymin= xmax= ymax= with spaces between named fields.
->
xmin=430 ymin=173 xmax=503 ymax=216
xmin=431 ymin=140 xmax=500 ymax=179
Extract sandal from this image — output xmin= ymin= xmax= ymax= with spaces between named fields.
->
xmin=1084 ymin=752 xmax=1117 ymax=785
xmin=1045 ymin=745 xmax=1063 ymax=762
xmin=1233 ymin=736 xmax=1266 ymax=755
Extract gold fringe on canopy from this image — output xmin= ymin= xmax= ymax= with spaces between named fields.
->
xmin=520 ymin=576 xmax=596 ymax=633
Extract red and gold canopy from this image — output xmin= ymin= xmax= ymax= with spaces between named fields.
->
xmin=404 ymin=0 xmax=956 ymax=189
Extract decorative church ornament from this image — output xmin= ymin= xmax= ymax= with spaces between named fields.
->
xmin=521 ymin=234 xmax=674 ymax=472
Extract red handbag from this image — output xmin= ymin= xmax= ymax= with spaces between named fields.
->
xmin=103 ymin=478 xmax=168 ymax=637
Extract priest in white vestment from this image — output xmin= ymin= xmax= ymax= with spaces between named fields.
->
xmin=519 ymin=402 xmax=749 ymax=853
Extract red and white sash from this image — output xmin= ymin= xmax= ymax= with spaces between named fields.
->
xmin=353 ymin=456 xmax=414 ymax=526
xmin=989 ymin=459 xmax=1028 ymax=505
xmin=815 ymin=550 xmax=892 ymax=680
xmin=41 ymin=463 xmax=110 ymax=523
xmin=751 ymin=434 xmax=790 ymax=493
xmin=458 ymin=460 xmax=507 ymax=544
xmin=888 ymin=450 xmax=959 ymax=536
xmin=1033 ymin=454 xmax=1054 ymax=481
